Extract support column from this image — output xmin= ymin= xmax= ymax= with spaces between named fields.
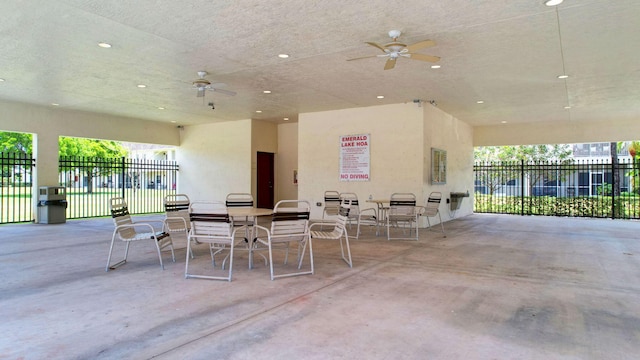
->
xmin=32 ymin=133 xmax=60 ymax=222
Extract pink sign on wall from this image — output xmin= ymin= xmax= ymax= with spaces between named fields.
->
xmin=339 ymin=133 xmax=370 ymax=182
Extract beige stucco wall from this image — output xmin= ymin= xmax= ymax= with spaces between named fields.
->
xmin=422 ymin=104 xmax=474 ymax=219
xmin=474 ymin=118 xmax=640 ymax=146
xmin=0 ymin=100 xmax=179 ymax=145
xmin=298 ymin=102 xmax=474 ymax=223
xmin=277 ymin=122 xmax=298 ymax=201
xmin=176 ymin=120 xmax=252 ymax=201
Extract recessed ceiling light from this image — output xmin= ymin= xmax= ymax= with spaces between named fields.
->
xmin=544 ymin=0 xmax=563 ymax=6
xmin=377 ymin=95 xmax=384 ymax=99
xmin=256 ymin=110 xmax=262 ymax=113
xmin=0 ymin=78 xmax=5 ymax=82
xmin=137 ymin=84 xmax=146 ymax=88
xmin=564 ymin=106 xmax=571 ymax=109
xmin=158 ymin=107 xmax=165 ymax=110
xmin=51 ymin=103 xmax=59 ymax=106
xmin=431 ymin=65 xmax=441 ymax=69
xmin=501 ymin=121 xmax=507 ymax=124
xmin=263 ymin=90 xmax=272 ymax=94
xmin=477 ymin=100 xmax=485 ymax=104
xmin=98 ymin=42 xmax=112 ymax=48
xmin=557 ymin=74 xmax=569 ymax=79
xmin=278 ymin=54 xmax=289 ymax=58
xmin=170 ymin=120 xmax=177 ymax=123
xmin=284 ymin=117 xmax=289 ymax=121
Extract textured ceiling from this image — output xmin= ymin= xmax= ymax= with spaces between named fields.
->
xmin=1 ymin=0 xmax=639 ymax=127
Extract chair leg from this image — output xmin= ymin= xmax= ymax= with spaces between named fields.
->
xmin=106 ymin=235 xmax=129 ymax=271
xmin=267 ymin=243 xmax=276 ymax=280
xmin=438 ymin=212 xmax=446 ymax=237
xmin=105 ymin=236 xmax=117 ymax=271
xmin=226 ymin=244 xmax=234 ymax=281
xmin=152 ymin=236 xmax=165 ymax=270
xmin=341 ymin=234 xmax=353 ymax=268
xmin=386 ymin=217 xmax=390 ymax=241
xmin=185 ymin=238 xmax=192 ymax=278
xmin=297 ymin=240 xmax=307 ymax=269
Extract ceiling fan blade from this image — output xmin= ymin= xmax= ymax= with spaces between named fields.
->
xmin=211 ymin=88 xmax=237 ymax=96
xmin=408 ymin=53 xmax=441 ymax=63
xmin=347 ymin=55 xmax=380 ymax=61
xmin=365 ymin=42 xmax=387 ymax=53
xmin=406 ymin=39 xmax=436 ymax=53
xmin=197 ymin=88 xmax=205 ymax=97
xmin=384 ymin=57 xmax=397 ymax=70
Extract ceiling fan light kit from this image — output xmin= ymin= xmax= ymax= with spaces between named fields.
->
xmin=348 ymin=30 xmax=440 ymax=70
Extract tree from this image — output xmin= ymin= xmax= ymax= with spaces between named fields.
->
xmin=474 ymin=147 xmax=517 ymax=195
xmin=0 ymin=132 xmax=33 ymax=153
xmin=0 ymin=132 xmax=33 ymax=184
xmin=59 ymin=137 xmax=128 ymax=193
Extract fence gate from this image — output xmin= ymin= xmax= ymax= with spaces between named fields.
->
xmin=59 ymin=156 xmax=179 ymax=219
xmin=0 ymin=152 xmax=35 ymax=223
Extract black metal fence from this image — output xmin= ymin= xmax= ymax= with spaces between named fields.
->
xmin=59 ymin=156 xmax=179 ymax=219
xmin=0 ymin=152 xmax=35 ymax=223
xmin=474 ymin=159 xmax=640 ymax=219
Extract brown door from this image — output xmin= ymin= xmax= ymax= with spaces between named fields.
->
xmin=257 ymin=152 xmax=275 ymax=208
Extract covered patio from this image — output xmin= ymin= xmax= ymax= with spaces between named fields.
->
xmin=2 ymin=214 xmax=639 ymax=359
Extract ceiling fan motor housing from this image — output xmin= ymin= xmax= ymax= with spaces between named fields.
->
xmin=193 ymin=79 xmax=210 ymax=87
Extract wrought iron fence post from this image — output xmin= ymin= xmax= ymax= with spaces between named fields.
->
xmin=121 ymin=156 xmax=126 ymax=200
xmin=611 ymin=159 xmax=615 ymax=219
xmin=520 ymin=159 xmax=525 ymax=216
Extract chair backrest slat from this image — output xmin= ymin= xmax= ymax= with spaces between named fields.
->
xmin=272 ymin=211 xmax=310 ymax=222
xmin=226 ymin=200 xmax=254 ymax=207
xmin=225 ymin=193 xmax=254 ymax=208
xmin=390 ymin=200 xmax=416 ymax=206
xmin=190 ymin=212 xmax=230 ymax=223
xmin=165 ymin=203 xmax=190 ymax=212
xmin=111 ymin=206 xmax=130 ymax=218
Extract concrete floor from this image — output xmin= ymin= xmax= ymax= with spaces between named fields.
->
xmin=1 ymin=213 xmax=639 ymax=360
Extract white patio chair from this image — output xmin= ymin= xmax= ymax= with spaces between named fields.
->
xmin=255 ymin=200 xmax=313 ymax=280
xmin=421 ymin=191 xmax=446 ymax=237
xmin=321 ymin=191 xmax=341 ymax=229
xmin=339 ymin=192 xmax=378 ymax=239
xmin=106 ymin=197 xmax=175 ymax=271
xmin=185 ymin=201 xmax=241 ymax=281
xmin=163 ymin=193 xmax=193 ymax=258
xmin=309 ymin=199 xmax=353 ymax=267
xmin=386 ymin=193 xmax=420 ymax=241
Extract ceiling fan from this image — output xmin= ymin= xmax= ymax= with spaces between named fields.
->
xmin=347 ymin=30 xmax=440 ymax=70
xmin=192 ymin=71 xmax=237 ymax=97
